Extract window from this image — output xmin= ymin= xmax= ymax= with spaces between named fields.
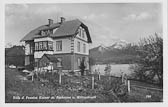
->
xmin=46 ymin=30 xmax=50 ymax=36
xmin=48 ymin=41 xmax=53 ymax=50
xmin=43 ymin=41 xmax=47 ymax=50
xmin=82 ymin=29 xmax=85 ymax=38
xmin=83 ymin=44 xmax=86 ymax=53
xmin=39 ymin=42 xmax=43 ymax=50
xmin=77 ymin=41 xmax=80 ymax=52
xmin=78 ymin=28 xmax=81 ymax=37
xmin=41 ymin=31 xmax=45 ymax=36
xmin=77 ymin=58 xmax=81 ymax=67
xmin=35 ymin=42 xmax=39 ymax=51
xmin=80 ymin=29 xmax=82 ymax=37
xmin=56 ymin=41 xmax=62 ymax=51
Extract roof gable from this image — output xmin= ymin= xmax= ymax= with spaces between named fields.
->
xmin=40 ymin=54 xmax=58 ymax=63
xmin=21 ymin=19 xmax=92 ymax=43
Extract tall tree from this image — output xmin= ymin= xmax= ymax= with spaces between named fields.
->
xmin=133 ymin=33 xmax=163 ymax=86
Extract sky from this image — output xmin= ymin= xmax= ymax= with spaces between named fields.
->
xmin=5 ymin=3 xmax=162 ymax=48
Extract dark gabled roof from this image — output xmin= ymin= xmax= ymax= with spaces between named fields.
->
xmin=21 ymin=19 xmax=92 ymax=43
xmin=43 ymin=54 xmax=58 ymax=63
xmin=52 ymin=19 xmax=81 ymax=37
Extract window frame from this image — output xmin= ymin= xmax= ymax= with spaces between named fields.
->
xmin=82 ymin=29 xmax=85 ymax=38
xmin=42 ymin=41 xmax=48 ymax=50
xmin=77 ymin=57 xmax=81 ymax=67
xmin=35 ymin=42 xmax=39 ymax=51
xmin=39 ymin=41 xmax=43 ymax=50
xmin=83 ymin=43 xmax=86 ymax=53
xmin=35 ymin=41 xmax=53 ymax=51
xmin=56 ymin=40 xmax=62 ymax=51
xmin=48 ymin=41 xmax=53 ymax=51
xmin=77 ymin=41 xmax=80 ymax=52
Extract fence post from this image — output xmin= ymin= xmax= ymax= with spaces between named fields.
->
xmin=59 ymin=68 xmax=62 ymax=85
xmin=121 ymin=72 xmax=124 ymax=83
xmin=127 ymin=80 xmax=130 ymax=93
xmin=92 ymin=75 xmax=94 ymax=89
xmin=98 ymin=72 xmax=100 ymax=80
xmin=32 ymin=75 xmax=34 ymax=81
xmin=59 ymin=73 xmax=61 ymax=85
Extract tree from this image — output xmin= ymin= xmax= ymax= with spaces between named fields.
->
xmin=132 ymin=33 xmax=163 ymax=86
xmin=5 ymin=45 xmax=25 ymax=67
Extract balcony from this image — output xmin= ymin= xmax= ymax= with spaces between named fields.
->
xmin=35 ymin=41 xmax=53 ymax=52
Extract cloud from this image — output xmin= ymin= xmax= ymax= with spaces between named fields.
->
xmin=123 ymin=12 xmax=152 ymax=21
xmin=84 ymin=21 xmax=120 ymax=48
xmin=83 ymin=13 xmax=109 ymax=20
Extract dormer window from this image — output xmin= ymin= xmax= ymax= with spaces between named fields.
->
xmin=41 ymin=30 xmax=51 ymax=36
xmin=41 ymin=31 xmax=45 ymax=36
xmin=50 ymin=29 xmax=53 ymax=34
xmin=46 ymin=30 xmax=49 ymax=36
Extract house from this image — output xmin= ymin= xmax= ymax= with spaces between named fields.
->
xmin=21 ymin=17 xmax=92 ymax=72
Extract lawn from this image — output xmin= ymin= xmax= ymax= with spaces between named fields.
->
xmin=5 ymin=67 xmax=163 ymax=103
xmin=5 ymin=68 xmax=119 ymax=103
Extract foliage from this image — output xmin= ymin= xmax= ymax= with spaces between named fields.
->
xmin=133 ymin=33 xmax=163 ymax=86
xmin=5 ymin=45 xmax=25 ymax=67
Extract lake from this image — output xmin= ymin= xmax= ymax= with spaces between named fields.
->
xmin=91 ymin=64 xmax=134 ymax=77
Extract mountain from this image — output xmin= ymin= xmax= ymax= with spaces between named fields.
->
xmin=89 ymin=40 xmax=138 ymax=64
xmin=109 ymin=40 xmax=129 ymax=49
xmin=91 ymin=40 xmax=129 ymax=51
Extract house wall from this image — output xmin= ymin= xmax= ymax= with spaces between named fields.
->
xmin=73 ymin=37 xmax=89 ymax=55
xmin=73 ymin=53 xmax=89 ymax=71
xmin=25 ymin=41 xmax=34 ymax=55
xmin=25 ymin=41 xmax=34 ymax=65
xmin=25 ymin=43 xmax=30 ymax=55
xmin=73 ymin=27 xmax=89 ymax=55
xmin=49 ymin=53 xmax=89 ymax=71
xmin=25 ymin=55 xmax=34 ymax=66
xmin=25 ymin=56 xmax=30 ymax=65
xmin=53 ymin=37 xmax=72 ymax=54
xmin=76 ymin=27 xmax=88 ymax=42
xmin=53 ymin=53 xmax=72 ymax=70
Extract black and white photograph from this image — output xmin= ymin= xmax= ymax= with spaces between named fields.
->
xmin=2 ymin=0 xmax=167 ymax=104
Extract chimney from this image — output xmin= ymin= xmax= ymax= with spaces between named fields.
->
xmin=60 ymin=17 xmax=65 ymax=23
xmin=48 ymin=19 xmax=53 ymax=26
